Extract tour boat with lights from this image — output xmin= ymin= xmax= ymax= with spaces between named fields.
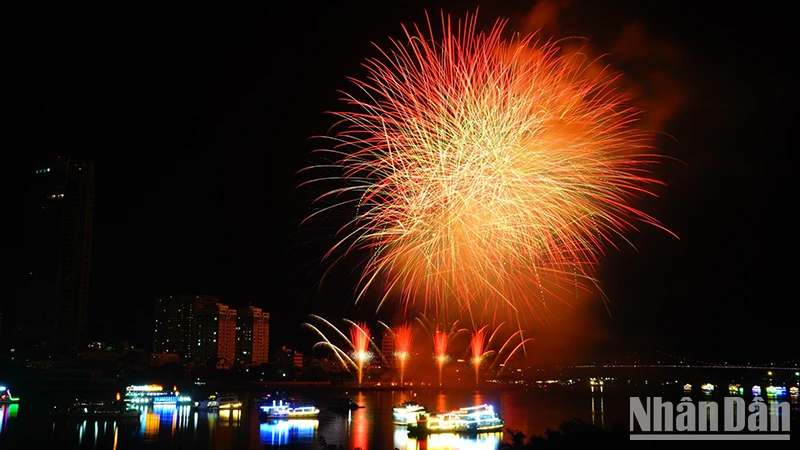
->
xmin=701 ymin=383 xmax=714 ymax=393
xmin=123 ymin=384 xmax=165 ymax=404
xmin=259 ymin=399 xmax=320 ymax=421
xmin=152 ymin=392 xmax=193 ymax=406
xmin=766 ymin=386 xmax=787 ymax=396
xmin=393 ymin=401 xmax=427 ymax=425
xmin=0 ymin=386 xmax=20 ymax=404
xmin=52 ymin=400 xmax=141 ymax=419
xmin=193 ymin=394 xmax=242 ymax=411
xmin=790 ymin=386 xmax=799 ymax=395
xmin=406 ymin=404 xmax=504 ymax=436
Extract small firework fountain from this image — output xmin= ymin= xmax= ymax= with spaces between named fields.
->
xmin=470 ymin=327 xmax=489 ymax=387
xmin=394 ymin=324 xmax=413 ymax=386
xmin=303 ymin=315 xmax=380 ymax=387
xmin=350 ymin=322 xmax=371 ymax=387
xmin=433 ymin=330 xmax=448 ymax=387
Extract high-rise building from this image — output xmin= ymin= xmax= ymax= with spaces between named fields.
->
xmin=381 ymin=332 xmax=396 ymax=369
xmin=293 ymin=352 xmax=303 ymax=369
xmin=195 ymin=302 xmax=236 ymax=369
xmin=152 ymin=295 xmax=219 ymax=358
xmin=235 ymin=306 xmax=269 ymax=366
xmin=15 ymin=157 xmax=94 ymax=353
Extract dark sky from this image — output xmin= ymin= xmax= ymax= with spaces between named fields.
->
xmin=7 ymin=1 xmax=796 ymax=364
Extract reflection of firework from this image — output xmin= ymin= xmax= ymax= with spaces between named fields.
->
xmin=350 ymin=322 xmax=371 ymax=387
xmin=303 ymin=11 xmax=674 ymax=324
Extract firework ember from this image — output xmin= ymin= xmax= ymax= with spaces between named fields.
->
xmin=304 ymin=10 xmax=674 ymax=325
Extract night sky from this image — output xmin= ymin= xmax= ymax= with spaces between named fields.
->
xmin=7 ymin=1 xmax=796 ymax=364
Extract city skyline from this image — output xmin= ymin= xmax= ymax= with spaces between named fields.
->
xmin=7 ymin=0 xmax=795 ymax=365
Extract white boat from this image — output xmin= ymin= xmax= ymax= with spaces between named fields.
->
xmin=393 ymin=401 xmax=426 ymax=425
xmin=259 ymin=400 xmax=320 ymax=420
xmin=407 ymin=404 xmax=504 ymax=435
xmin=193 ymin=394 xmax=242 ymax=411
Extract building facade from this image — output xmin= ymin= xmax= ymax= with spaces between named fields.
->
xmin=195 ymin=302 xmax=236 ymax=369
xmin=152 ymin=295 xmax=219 ymax=359
xmin=15 ymin=156 xmax=94 ymax=353
xmin=381 ymin=332 xmax=396 ymax=369
xmin=235 ymin=306 xmax=269 ymax=366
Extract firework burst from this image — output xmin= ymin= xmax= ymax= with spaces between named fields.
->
xmin=303 ymin=10 xmax=674 ymax=325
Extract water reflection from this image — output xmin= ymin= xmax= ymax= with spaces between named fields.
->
xmin=394 ymin=428 xmax=502 ymax=450
xmin=590 ymin=393 xmax=605 ymax=428
xmin=12 ymin=388 xmax=795 ymax=449
xmin=260 ymin=419 xmax=318 ymax=445
xmin=137 ymin=404 xmax=195 ymax=442
xmin=0 ymin=404 xmax=19 ymax=435
xmin=68 ymin=418 xmax=133 ymax=449
xmin=350 ymin=392 xmax=368 ymax=450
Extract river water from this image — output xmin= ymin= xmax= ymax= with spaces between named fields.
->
xmin=0 ymin=387 xmax=796 ymax=449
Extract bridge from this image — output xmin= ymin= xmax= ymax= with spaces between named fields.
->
xmin=563 ymin=349 xmax=799 ymax=372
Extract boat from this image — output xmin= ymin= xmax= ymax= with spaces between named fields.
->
xmin=326 ymin=397 xmax=363 ymax=410
xmin=701 ymin=383 xmax=714 ymax=393
xmin=407 ymin=404 xmax=504 ymax=436
xmin=152 ymin=393 xmax=193 ymax=406
xmin=123 ymin=384 xmax=164 ymax=404
xmin=259 ymin=400 xmax=320 ymax=420
xmin=766 ymin=386 xmax=787 ymax=396
xmin=0 ymin=385 xmax=20 ymax=404
xmin=52 ymin=400 xmax=141 ymax=420
xmin=683 ymin=384 xmax=692 ymax=392
xmin=193 ymin=394 xmax=242 ymax=411
xmin=393 ymin=401 xmax=426 ymax=425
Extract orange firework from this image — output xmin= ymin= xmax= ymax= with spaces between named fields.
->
xmin=349 ymin=322 xmax=371 ymax=387
xmin=303 ymin=11 xmax=675 ymax=325
xmin=394 ymin=324 xmax=413 ymax=385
